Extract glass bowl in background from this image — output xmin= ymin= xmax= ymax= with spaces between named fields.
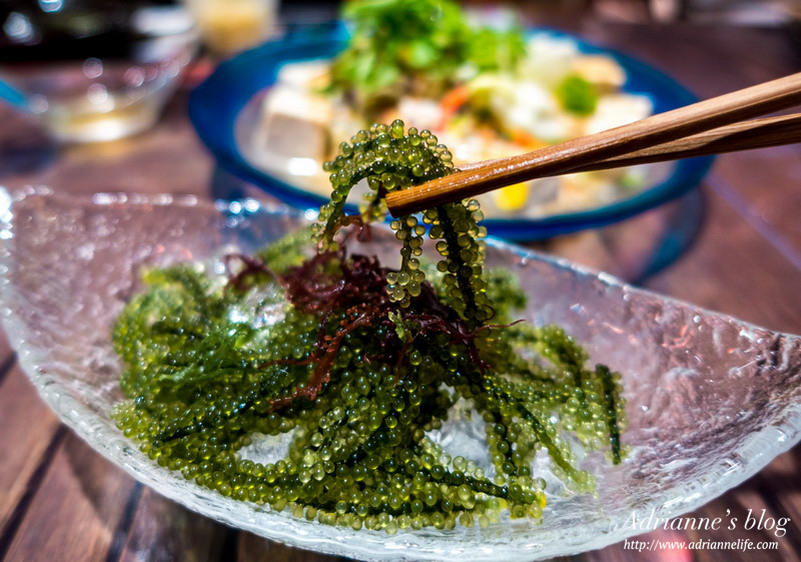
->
xmin=0 ymin=5 xmax=197 ymax=143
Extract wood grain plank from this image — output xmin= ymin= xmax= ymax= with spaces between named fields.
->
xmin=116 ymin=487 xmax=229 ymax=562
xmin=710 ymin=148 xmax=801 ymax=258
xmin=642 ymin=181 xmax=801 ymax=333
xmin=0 ymin=328 xmax=14 ymax=377
xmin=0 ymin=367 xmax=61 ymax=538
xmin=3 ymin=431 xmax=136 ymax=562
xmin=0 ymin=353 xmax=16 ymax=387
xmin=532 ymin=188 xmax=705 ymax=282
xmin=577 ymin=23 xmax=801 ymax=100
xmin=117 ymin=486 xmax=355 ymax=562
xmin=0 ymin=96 xmax=213 ymax=197
xmin=104 ymin=483 xmax=143 ymax=562
xmin=237 ymin=531 xmax=349 ymax=562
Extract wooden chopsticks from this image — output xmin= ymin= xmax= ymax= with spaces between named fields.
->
xmin=385 ymin=73 xmax=801 ymax=217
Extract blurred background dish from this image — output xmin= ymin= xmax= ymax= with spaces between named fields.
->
xmin=182 ymin=0 xmax=278 ymax=55
xmin=0 ymin=1 xmax=197 ymax=143
xmin=189 ymin=21 xmax=713 ymax=240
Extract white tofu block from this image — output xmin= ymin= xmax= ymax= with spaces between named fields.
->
xmin=571 ymin=55 xmax=626 ymax=89
xmin=584 ymin=94 xmax=653 ymax=135
xmin=260 ymin=85 xmax=332 ymax=159
xmin=276 ymin=60 xmax=330 ymax=90
xmin=521 ymin=33 xmax=578 ymax=86
xmin=397 ymin=97 xmax=444 ymax=131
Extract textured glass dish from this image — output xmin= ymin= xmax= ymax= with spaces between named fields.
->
xmin=188 ymin=24 xmax=714 ymax=240
xmin=2 ymin=188 xmax=801 ymax=561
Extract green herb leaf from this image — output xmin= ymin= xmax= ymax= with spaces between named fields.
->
xmin=330 ymin=0 xmax=525 ymax=108
xmin=556 ymin=74 xmax=599 ymax=116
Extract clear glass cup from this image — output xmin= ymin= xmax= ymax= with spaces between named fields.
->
xmin=183 ymin=0 xmax=278 ymax=55
xmin=0 ymin=5 xmax=197 ymax=143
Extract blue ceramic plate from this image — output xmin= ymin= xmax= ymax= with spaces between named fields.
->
xmin=189 ymin=23 xmax=713 ymax=240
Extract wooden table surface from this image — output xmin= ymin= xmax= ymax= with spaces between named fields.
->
xmin=1 ymin=19 xmax=801 ymax=562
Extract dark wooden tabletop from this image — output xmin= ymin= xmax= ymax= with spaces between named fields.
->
xmin=1 ymin=17 xmax=801 ymax=562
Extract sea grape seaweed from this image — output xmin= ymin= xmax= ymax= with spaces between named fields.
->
xmin=113 ymin=120 xmax=626 ymax=533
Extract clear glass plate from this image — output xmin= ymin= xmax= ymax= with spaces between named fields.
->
xmin=1 ymin=188 xmax=800 ymax=561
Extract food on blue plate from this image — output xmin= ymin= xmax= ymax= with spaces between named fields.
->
xmin=114 ymin=121 xmax=626 ymax=533
xmin=253 ymin=0 xmax=657 ymax=218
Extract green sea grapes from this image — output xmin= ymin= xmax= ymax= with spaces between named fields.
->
xmin=113 ymin=121 xmax=626 ymax=534
xmin=317 ymin=119 xmax=491 ymax=325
